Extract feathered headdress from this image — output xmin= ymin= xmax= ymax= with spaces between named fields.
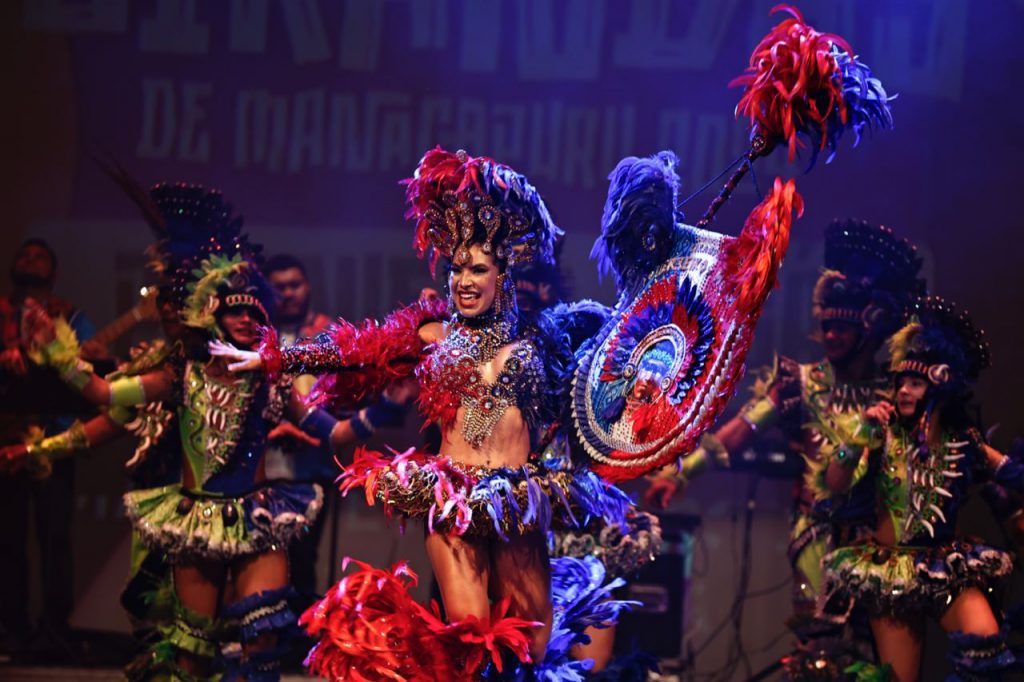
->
xmin=591 ymin=151 xmax=682 ymax=293
xmin=404 ymin=147 xmax=563 ymax=277
xmin=137 ymin=181 xmax=274 ymax=336
xmin=888 ymin=296 xmax=990 ymax=394
xmin=150 ymin=183 xmax=274 ymax=336
xmin=812 ymin=219 xmax=925 ymax=339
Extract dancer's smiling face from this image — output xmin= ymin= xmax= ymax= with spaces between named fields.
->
xmin=449 ymin=245 xmax=498 ymax=318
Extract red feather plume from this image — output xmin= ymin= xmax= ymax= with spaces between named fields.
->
xmin=404 ymin=147 xmax=497 ymax=277
xmin=724 ymin=177 xmax=804 ymax=313
xmin=301 ymin=558 xmax=537 ymax=681
xmin=730 ymin=4 xmax=854 ymax=161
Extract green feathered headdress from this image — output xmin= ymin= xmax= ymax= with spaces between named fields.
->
xmin=181 ymin=253 xmax=273 ymax=338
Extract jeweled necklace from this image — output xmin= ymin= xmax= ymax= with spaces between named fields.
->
xmin=446 ymin=308 xmax=516 ymax=362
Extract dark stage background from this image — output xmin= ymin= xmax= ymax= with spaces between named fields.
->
xmin=2 ymin=1 xmax=1023 ymax=679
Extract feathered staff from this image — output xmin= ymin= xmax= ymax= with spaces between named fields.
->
xmin=698 ymin=3 xmax=893 ymax=228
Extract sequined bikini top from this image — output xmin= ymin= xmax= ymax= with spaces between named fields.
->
xmin=417 ymin=313 xmax=545 ymax=448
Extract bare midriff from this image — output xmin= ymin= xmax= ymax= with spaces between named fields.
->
xmin=443 ymin=405 xmax=531 ymax=468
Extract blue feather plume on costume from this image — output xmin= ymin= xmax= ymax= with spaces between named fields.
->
xmin=486 ymin=556 xmax=638 ymax=681
xmin=591 ymin=151 xmax=681 ymax=293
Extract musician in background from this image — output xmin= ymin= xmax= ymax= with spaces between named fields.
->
xmin=263 ymin=254 xmax=331 ymax=345
xmin=0 ymin=239 xmax=96 ymax=662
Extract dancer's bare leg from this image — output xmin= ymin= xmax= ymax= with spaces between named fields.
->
xmin=939 ymin=587 xmax=999 ymax=636
xmin=491 ymin=531 xmax=553 ymax=663
xmin=870 ymin=615 xmax=923 ymax=682
xmin=572 ymin=624 xmax=615 ymax=671
xmin=425 ymin=532 xmax=491 ymax=622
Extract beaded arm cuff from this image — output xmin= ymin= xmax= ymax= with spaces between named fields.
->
xmin=280 ymin=339 xmax=345 ymax=375
xmin=674 ymin=432 xmax=730 ymax=483
xmin=24 ymin=420 xmax=90 ymax=478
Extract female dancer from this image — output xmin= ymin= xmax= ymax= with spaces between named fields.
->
xmin=818 ymin=297 xmax=1020 ymax=680
xmin=20 ymin=183 xmax=396 ymax=681
xmin=213 ymin=148 xmax=634 ymax=678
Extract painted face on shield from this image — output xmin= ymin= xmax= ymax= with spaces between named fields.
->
xmin=449 ymin=244 xmax=498 ymax=318
xmin=895 ymin=374 xmax=929 ymax=419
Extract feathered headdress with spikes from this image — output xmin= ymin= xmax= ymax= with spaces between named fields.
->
xmin=813 ymin=219 xmax=925 ymax=341
xmin=404 ymin=147 xmax=563 ymax=278
xmin=96 ymin=165 xmax=274 ymax=339
xmin=889 ymin=296 xmax=990 ymax=394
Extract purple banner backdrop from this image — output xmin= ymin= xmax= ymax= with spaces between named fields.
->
xmin=14 ymin=0 xmax=1017 ymax=434
xmin=15 ymin=1 xmax=992 ymax=229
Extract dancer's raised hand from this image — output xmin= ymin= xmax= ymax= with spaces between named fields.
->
xmin=208 ymin=339 xmax=263 ymax=372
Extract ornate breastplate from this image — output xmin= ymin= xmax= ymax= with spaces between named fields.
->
xmin=418 ymin=314 xmax=544 ymax=448
xmin=802 ymin=361 xmax=887 ymax=449
xmin=880 ymin=428 xmax=966 ymax=542
xmin=181 ymin=361 xmax=256 ymax=483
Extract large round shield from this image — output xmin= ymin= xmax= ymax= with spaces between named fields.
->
xmin=572 ymin=225 xmax=759 ymax=482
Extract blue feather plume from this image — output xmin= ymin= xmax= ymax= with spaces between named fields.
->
xmin=592 ymin=151 xmax=681 ymax=293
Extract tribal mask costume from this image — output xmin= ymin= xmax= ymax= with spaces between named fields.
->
xmin=818 ymin=298 xmax=1021 ymax=678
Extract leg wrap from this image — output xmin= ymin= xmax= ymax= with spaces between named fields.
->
xmin=125 ymin=603 xmax=220 ymax=681
xmin=947 ymin=630 xmax=1016 ymax=682
xmin=221 ymin=586 xmax=297 ymax=682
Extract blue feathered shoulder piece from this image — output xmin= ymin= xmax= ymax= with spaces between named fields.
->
xmin=541 ymin=300 xmax=612 ymax=355
xmin=530 ymin=300 xmax=613 ymax=430
xmin=591 ymin=151 xmax=681 ymax=294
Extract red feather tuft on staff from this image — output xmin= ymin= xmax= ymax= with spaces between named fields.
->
xmin=730 ymin=4 xmax=854 ymax=161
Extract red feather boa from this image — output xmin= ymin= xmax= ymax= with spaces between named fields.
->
xmin=301 ymin=558 xmax=537 ymax=681
xmin=730 ymin=4 xmax=854 ymax=161
xmin=724 ymin=177 xmax=804 ymax=313
xmin=308 ymin=297 xmax=448 ymax=409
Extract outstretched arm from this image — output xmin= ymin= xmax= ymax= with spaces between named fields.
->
xmin=213 ymin=298 xmax=446 ymax=409
xmin=0 ymin=413 xmax=126 ymax=475
xmin=643 ymin=432 xmax=730 ymax=509
xmin=283 ymin=379 xmax=413 ymax=458
xmin=22 ymin=299 xmax=174 ymax=406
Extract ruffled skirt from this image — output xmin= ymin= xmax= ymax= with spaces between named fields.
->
xmin=338 ymin=447 xmax=631 ymax=540
xmin=124 ymin=481 xmax=322 ymax=561
xmin=819 ymin=538 xmax=1012 ymax=623
xmin=549 ymin=509 xmax=662 ymax=580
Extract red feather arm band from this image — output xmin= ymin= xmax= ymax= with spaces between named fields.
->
xmin=259 ymin=297 xmax=448 ymax=406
